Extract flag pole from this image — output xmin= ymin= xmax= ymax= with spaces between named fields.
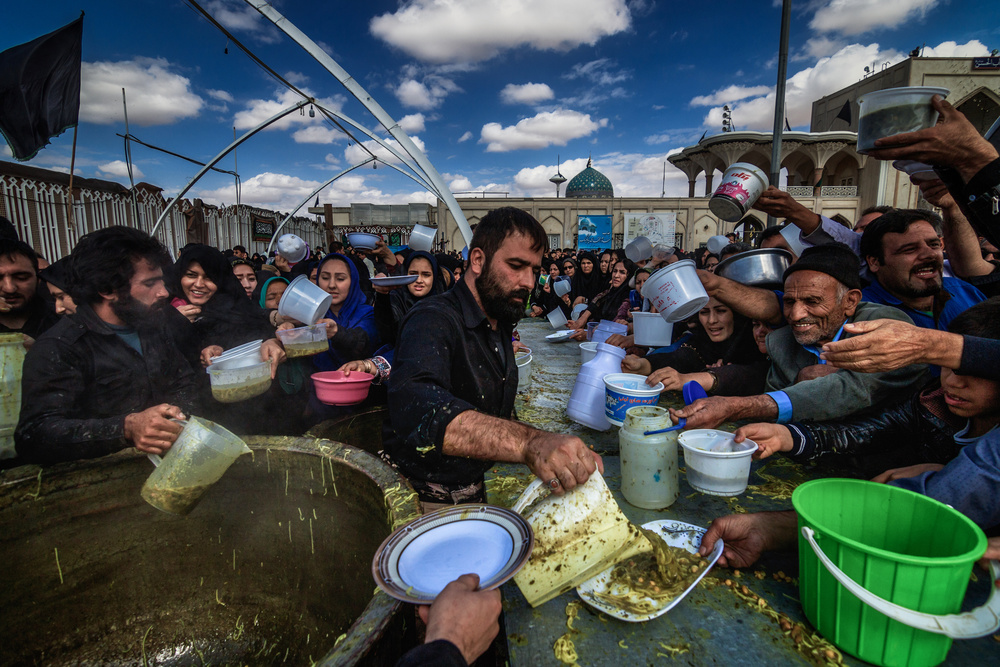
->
xmin=67 ymin=124 xmax=78 ymax=230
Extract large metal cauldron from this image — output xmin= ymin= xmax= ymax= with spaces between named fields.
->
xmin=307 ymin=407 xmax=388 ymax=456
xmin=0 ymin=436 xmax=420 ymax=665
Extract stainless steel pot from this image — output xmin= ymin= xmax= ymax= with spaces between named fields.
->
xmin=714 ymin=248 xmax=793 ymax=287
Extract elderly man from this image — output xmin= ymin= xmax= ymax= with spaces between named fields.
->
xmin=15 ymin=227 xmax=199 ymax=465
xmin=382 ymin=207 xmax=601 ymax=508
xmin=672 ymin=243 xmax=927 ymax=429
xmin=860 ymin=208 xmax=984 ymax=331
xmin=0 ymin=238 xmax=58 ymax=341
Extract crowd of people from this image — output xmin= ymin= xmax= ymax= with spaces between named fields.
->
xmin=2 ymin=95 xmax=1000 ymax=664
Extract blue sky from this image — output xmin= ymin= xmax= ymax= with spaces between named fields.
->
xmin=3 ymin=0 xmax=998 ymax=213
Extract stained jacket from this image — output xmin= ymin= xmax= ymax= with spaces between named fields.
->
xmin=15 ymin=304 xmax=200 ymax=465
xmin=765 ymin=301 xmax=929 ymax=423
xmin=382 ymin=278 xmax=517 ymax=488
xmin=784 ymin=382 xmax=964 ymax=469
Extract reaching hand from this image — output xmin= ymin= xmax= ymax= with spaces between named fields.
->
xmin=698 ymin=511 xmax=798 ymax=568
xmin=794 ymin=363 xmax=840 ymax=383
xmin=273 ymin=254 xmax=291 ymax=273
xmin=621 ymin=354 xmax=650 ymax=375
xmin=871 ymin=463 xmax=943 ymax=484
xmin=317 ymin=318 xmax=339 ymax=339
xmin=419 ymin=574 xmax=502 ymax=665
xmin=752 ymin=186 xmax=820 ymax=230
xmin=734 ymin=423 xmax=792 ymax=460
xmin=175 ymin=303 xmax=201 ymax=323
xmin=523 ymin=431 xmax=603 ymax=494
xmin=124 ymin=404 xmax=186 ymax=455
xmin=604 ymin=333 xmax=634 ymax=349
xmin=820 ymin=319 xmax=938 ymax=372
xmin=669 ymin=396 xmax=733 ymax=430
xmin=200 ymin=345 xmax=224 ymax=367
xmin=259 ymin=338 xmax=286 ymax=378
xmin=647 ymin=366 xmax=687 ymax=391
xmin=867 ymin=96 xmax=999 ymax=182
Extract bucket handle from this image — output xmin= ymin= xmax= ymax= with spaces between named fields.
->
xmin=802 ymin=526 xmax=1000 ymax=639
xmin=511 ymin=478 xmax=547 ymax=514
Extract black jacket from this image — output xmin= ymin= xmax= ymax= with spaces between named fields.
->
xmin=15 ymin=304 xmax=200 ymax=465
xmin=785 ymin=381 xmax=964 ymax=471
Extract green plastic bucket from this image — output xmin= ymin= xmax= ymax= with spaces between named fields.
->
xmin=793 ymin=479 xmax=987 ymax=667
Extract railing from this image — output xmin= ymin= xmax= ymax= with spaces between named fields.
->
xmin=0 ymin=173 xmax=323 ymax=260
xmin=780 ymin=186 xmax=814 ymax=197
xmin=820 ymin=185 xmax=857 ymax=197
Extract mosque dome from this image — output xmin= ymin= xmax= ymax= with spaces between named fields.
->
xmin=565 ymin=159 xmax=614 ymax=198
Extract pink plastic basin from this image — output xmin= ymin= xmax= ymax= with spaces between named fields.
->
xmin=312 ymin=371 xmax=374 ymax=406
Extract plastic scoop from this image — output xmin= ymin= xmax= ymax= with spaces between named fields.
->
xmin=644 ymin=380 xmax=708 ymax=435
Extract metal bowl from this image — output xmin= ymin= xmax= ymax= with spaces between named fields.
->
xmin=714 ymin=248 xmax=793 ymax=288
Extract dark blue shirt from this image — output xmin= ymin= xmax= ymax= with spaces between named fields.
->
xmin=861 ymin=277 xmax=984 ymax=331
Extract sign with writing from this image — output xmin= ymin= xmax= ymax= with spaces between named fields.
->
xmin=252 ymin=216 xmax=274 ymax=242
xmin=577 ymin=214 xmax=612 ymax=250
xmin=623 ymin=212 xmax=677 ymax=248
xmin=972 ymin=57 xmax=1000 ymax=70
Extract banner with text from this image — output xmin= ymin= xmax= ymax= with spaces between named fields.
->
xmin=576 ymin=214 xmax=612 ymax=250
xmin=624 ymin=212 xmax=677 ymax=248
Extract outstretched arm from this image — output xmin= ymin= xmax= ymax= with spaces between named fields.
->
xmin=698 ymin=270 xmax=783 ymax=325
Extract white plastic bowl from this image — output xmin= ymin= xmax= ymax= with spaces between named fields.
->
xmin=278 ymin=275 xmax=333 ymax=326
xmin=603 ymin=373 xmax=663 ymax=427
xmin=857 ymin=86 xmax=949 ymax=153
xmin=408 ymin=224 xmax=436 ymax=252
xmin=632 ymin=312 xmax=673 ymax=347
xmin=516 ymin=353 xmax=533 ymax=392
xmin=276 ymin=234 xmax=309 ymax=263
xmin=209 ymin=339 xmax=264 ymax=370
xmin=642 ymin=260 xmax=709 ymax=323
xmin=546 ymin=307 xmax=568 ymax=329
xmin=624 ymin=236 xmax=652 ymax=262
xmin=678 ymin=429 xmax=758 ymax=496
xmin=346 ymin=232 xmax=380 ymax=250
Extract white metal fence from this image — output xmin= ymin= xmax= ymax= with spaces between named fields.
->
xmin=0 ymin=173 xmax=323 ymax=260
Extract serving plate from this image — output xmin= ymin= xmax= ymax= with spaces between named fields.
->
xmin=576 ymin=519 xmax=723 ymax=622
xmin=370 ymin=274 xmax=419 ymax=287
xmin=372 ymin=504 xmax=533 ymax=604
xmin=545 ymin=330 xmax=577 ymax=343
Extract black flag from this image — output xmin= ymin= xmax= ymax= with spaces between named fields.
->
xmin=785 ymin=117 xmax=791 ymax=131
xmin=835 ymin=100 xmax=852 ymax=125
xmin=0 ymin=16 xmax=83 ymax=161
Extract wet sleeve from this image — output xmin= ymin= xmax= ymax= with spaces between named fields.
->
xmin=395 ymin=640 xmax=467 ymax=667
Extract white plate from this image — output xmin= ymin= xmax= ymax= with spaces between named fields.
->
xmin=370 ymin=275 xmax=419 ymax=287
xmin=372 ymin=504 xmax=534 ymax=604
xmin=576 ymin=520 xmax=724 ymax=622
xmin=545 ymin=330 xmax=577 ymax=343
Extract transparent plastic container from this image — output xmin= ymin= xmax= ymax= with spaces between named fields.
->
xmin=857 ymin=86 xmax=949 ymax=153
xmin=276 ymin=323 xmax=328 ymax=358
xmin=207 ymin=360 xmax=272 ymax=403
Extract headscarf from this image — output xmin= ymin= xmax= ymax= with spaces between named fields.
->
xmin=169 ymin=244 xmax=246 ymax=302
xmin=571 ymin=251 xmax=604 ymax=302
xmin=390 ymin=251 xmax=445 ymax=324
xmin=313 ymin=253 xmax=377 ymax=371
xmin=39 ymin=257 xmax=71 ymax=291
xmin=252 ymin=275 xmax=289 ymax=310
xmin=586 ymin=258 xmax=637 ymax=322
xmin=679 ymin=309 xmax=762 ymax=368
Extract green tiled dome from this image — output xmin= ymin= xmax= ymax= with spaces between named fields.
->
xmin=565 ymin=159 xmax=613 ymax=198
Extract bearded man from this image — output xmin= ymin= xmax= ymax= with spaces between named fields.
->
xmin=382 ymin=207 xmax=602 ymax=509
xmin=860 ymin=208 xmax=984 ymax=331
xmin=15 ymin=227 xmax=199 ymax=465
xmin=0 ymin=238 xmax=58 ymax=341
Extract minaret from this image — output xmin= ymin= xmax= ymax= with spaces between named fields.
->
xmin=549 ymin=155 xmax=567 ymax=197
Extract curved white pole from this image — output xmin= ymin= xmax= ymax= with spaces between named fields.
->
xmin=245 ymin=1 xmax=473 ymax=247
xmin=150 ymin=98 xmax=311 ymax=237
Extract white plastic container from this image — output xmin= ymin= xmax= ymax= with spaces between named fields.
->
xmin=408 ymin=224 xmax=436 ymax=252
xmin=642 ymin=260 xmax=709 ymax=323
xmin=546 ymin=307 xmax=568 ymax=329
xmin=857 ymin=86 xmax=949 ymax=153
xmin=278 ymin=275 xmax=333 ymax=326
xmin=0 ymin=333 xmax=26 ymax=460
xmin=553 ymin=277 xmax=572 ymax=297
xmin=624 ymin=236 xmax=653 ymax=262
xmin=892 ymin=159 xmax=939 ymax=181
xmin=619 ymin=406 xmax=679 ymax=509
xmin=603 ymin=373 xmax=663 ymax=427
xmin=678 ymin=429 xmax=758 ymax=496
xmin=632 ymin=311 xmax=673 ymax=347
xmin=566 ymin=343 xmax=626 ymax=431
xmin=709 ymin=163 xmax=769 ymax=223
xmin=276 ymin=233 xmax=309 ymax=263
xmin=209 ymin=339 xmax=264 ymax=370
xmin=579 ymin=341 xmax=598 ymax=364
xmin=206 ymin=360 xmax=272 ymax=403
xmin=706 ymin=235 xmax=729 ymax=255
xmin=591 ymin=320 xmax=627 ymax=345
xmin=276 ymin=323 xmax=328 ymax=358
xmin=516 ymin=352 xmax=533 ymax=392
xmin=345 ymin=232 xmax=380 ymax=250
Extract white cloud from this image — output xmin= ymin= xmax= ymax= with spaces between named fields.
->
xmin=700 ymin=39 xmax=990 ymax=131
xmin=370 ymin=0 xmax=631 ymax=64
xmin=920 ymin=39 xmax=991 ymax=57
xmin=394 ymin=75 xmax=461 ymax=110
xmin=284 ymin=71 xmax=310 ymax=86
xmin=292 ymin=126 xmax=346 ymax=144
xmin=564 ymin=58 xmax=630 ymax=85
xmin=480 ymin=110 xmax=608 ymax=152
xmin=501 ymin=83 xmax=555 ymax=105
xmin=233 ymin=88 xmax=346 ymax=133
xmin=97 ymin=160 xmax=144 ymax=179
xmin=810 ymin=0 xmax=939 ymax=36
xmin=205 ymin=0 xmax=281 ymax=43
xmin=449 ymin=176 xmax=473 ymax=191
xmin=457 ymin=131 xmax=474 ymax=143
xmin=399 ymin=113 xmax=426 ymax=133
xmin=344 ymin=136 xmax=427 ymax=167
xmin=798 ymin=36 xmax=845 ymax=60
xmin=80 ymin=58 xmax=203 ymax=126
xmin=207 ymin=89 xmax=234 ymax=103
xmin=509 ymin=153 xmax=692 ymax=198
xmin=689 ymin=85 xmax=773 ymax=107
xmin=1 ymin=145 xmax=11 ymax=158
